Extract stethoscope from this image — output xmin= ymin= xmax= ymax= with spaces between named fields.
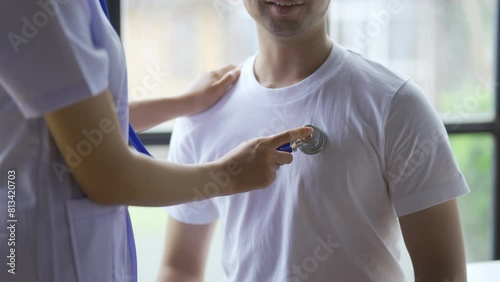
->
xmin=99 ymin=1 xmax=326 ymax=280
xmin=277 ymin=125 xmax=326 ymax=155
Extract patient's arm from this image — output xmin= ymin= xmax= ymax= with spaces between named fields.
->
xmin=399 ymin=199 xmax=467 ymax=282
xmin=157 ymin=216 xmax=216 ymax=282
xmin=129 ymin=65 xmax=240 ymax=131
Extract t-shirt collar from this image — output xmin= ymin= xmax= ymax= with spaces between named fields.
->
xmin=242 ymin=41 xmax=347 ymax=105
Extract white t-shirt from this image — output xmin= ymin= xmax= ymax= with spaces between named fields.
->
xmin=0 ymin=1 xmax=132 ymax=281
xmin=166 ymin=43 xmax=470 ymax=282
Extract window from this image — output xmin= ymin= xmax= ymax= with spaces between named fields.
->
xmin=329 ymin=0 xmax=496 ymax=122
xmin=110 ymin=0 xmax=500 ymax=281
xmin=450 ymin=134 xmax=494 ymax=261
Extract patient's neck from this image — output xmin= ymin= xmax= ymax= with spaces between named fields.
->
xmin=254 ymin=22 xmax=332 ymax=89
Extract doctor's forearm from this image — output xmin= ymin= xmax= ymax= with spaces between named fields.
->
xmin=45 ymin=91 xmax=231 ymax=206
xmin=97 ymin=151 xmax=228 ymax=206
xmin=129 ymin=96 xmax=193 ymax=132
xmin=157 ymin=266 xmax=204 ymax=282
xmin=60 ymin=120 xmax=231 ymax=206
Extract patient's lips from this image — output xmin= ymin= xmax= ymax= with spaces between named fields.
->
xmin=266 ymin=1 xmax=305 ymax=16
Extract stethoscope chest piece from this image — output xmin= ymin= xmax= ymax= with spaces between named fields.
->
xmin=296 ymin=125 xmax=326 ymax=155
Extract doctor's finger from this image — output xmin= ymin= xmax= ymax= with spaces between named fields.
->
xmin=268 ymin=127 xmax=313 ymax=148
xmin=212 ymin=64 xmax=237 ymax=78
xmin=213 ymin=68 xmax=241 ymax=91
xmin=273 ymin=151 xmax=293 ymax=165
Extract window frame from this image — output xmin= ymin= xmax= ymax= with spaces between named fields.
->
xmin=108 ymin=0 xmax=500 ymax=260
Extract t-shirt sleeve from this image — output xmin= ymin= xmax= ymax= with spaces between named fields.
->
xmin=384 ymin=80 xmax=470 ymax=217
xmin=164 ymin=118 xmax=219 ymax=224
xmin=0 ymin=0 xmax=110 ymax=118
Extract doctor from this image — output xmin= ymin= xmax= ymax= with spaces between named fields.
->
xmin=0 ymin=1 xmax=312 ymax=281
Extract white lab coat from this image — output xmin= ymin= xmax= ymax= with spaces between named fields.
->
xmin=0 ymin=1 xmax=134 ymax=281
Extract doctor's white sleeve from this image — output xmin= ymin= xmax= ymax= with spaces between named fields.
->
xmin=0 ymin=0 xmax=109 ymax=118
xmin=164 ymin=118 xmax=220 ymax=224
xmin=384 ymin=80 xmax=470 ymax=217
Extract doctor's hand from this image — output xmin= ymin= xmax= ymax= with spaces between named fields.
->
xmin=215 ymin=127 xmax=314 ymax=195
xmin=182 ymin=64 xmax=240 ymax=115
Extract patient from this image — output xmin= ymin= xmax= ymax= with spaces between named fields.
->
xmin=158 ymin=1 xmax=470 ymax=281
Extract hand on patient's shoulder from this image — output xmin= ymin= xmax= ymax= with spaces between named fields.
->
xmin=182 ymin=64 xmax=241 ymax=116
xmin=214 ymin=127 xmax=314 ymax=195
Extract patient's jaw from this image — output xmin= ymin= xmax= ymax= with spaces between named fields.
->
xmin=243 ymin=0 xmax=330 ymax=38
